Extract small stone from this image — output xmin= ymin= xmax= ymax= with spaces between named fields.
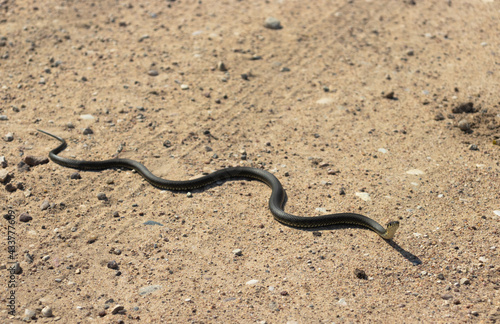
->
xmin=4 ymin=132 xmax=13 ymax=141
xmin=280 ymin=291 xmax=289 ymax=296
xmin=12 ymin=262 xmax=22 ymax=274
xmin=98 ymin=310 xmax=106 ymax=317
xmin=0 ymin=156 xmax=7 ymax=167
xmin=232 ymin=249 xmax=243 ymax=256
xmin=469 ymin=144 xmax=478 ymax=151
xmin=79 ymin=114 xmax=95 ymax=120
xmin=82 ymin=127 xmax=93 ymax=135
xmin=339 ymin=187 xmax=346 ymax=195
xmin=471 ymin=311 xmax=479 ymax=316
xmin=139 ymin=285 xmax=162 ymax=296
xmin=148 ymin=70 xmax=159 ymax=76
xmin=246 ymin=279 xmax=259 ymax=285
xmin=452 ymin=102 xmax=475 ymax=113
xmin=437 ymin=273 xmax=445 ymax=280
xmin=441 ymin=293 xmax=453 ymax=300
xmin=458 ymin=119 xmax=471 ymax=132
xmin=19 ymin=213 xmax=32 ymax=222
xmin=186 ymin=192 xmax=193 ymax=198
xmin=434 ymin=112 xmax=445 ymax=121
xmin=87 ymin=234 xmax=98 ymax=244
xmin=406 ymin=49 xmax=415 ymax=56
xmin=41 ymin=306 xmax=53 ymax=317
xmin=180 ymin=84 xmax=189 ymax=90
xmin=40 ymin=200 xmax=50 ymax=211
xmin=217 ymin=61 xmax=227 ymax=71
xmin=354 ymin=268 xmax=368 ymax=280
xmin=355 ymin=192 xmax=371 ymax=201
xmin=163 ymin=140 xmax=172 ymax=148
xmin=143 ymin=220 xmax=164 ymax=226
xmin=5 ymin=183 xmax=17 ymax=192
xmin=0 ymin=169 xmax=10 ymax=183
xmin=460 ymin=278 xmax=471 ymax=285
xmin=97 ymin=192 xmax=107 ymax=200
xmin=23 ymin=155 xmax=49 ymax=166
xmin=111 ymin=305 xmax=125 ymax=314
xmin=264 ymin=17 xmax=282 ymax=30
xmin=39 ymin=77 xmax=46 ymax=85
xmin=383 ymin=91 xmax=395 ymax=99
xmin=70 ymin=172 xmax=81 ymax=179
xmin=312 ymin=231 xmax=322 ymax=237
xmin=0 ymin=115 xmax=8 ymax=120
xmin=24 ymin=309 xmax=36 ymax=320
xmin=406 ymin=169 xmax=425 ymax=175
xmin=107 ymin=260 xmax=119 ymax=270
xmin=338 ymin=298 xmax=347 ymax=306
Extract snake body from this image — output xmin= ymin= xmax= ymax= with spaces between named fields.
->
xmin=38 ymin=130 xmax=399 ymax=239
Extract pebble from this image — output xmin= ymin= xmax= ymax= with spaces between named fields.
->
xmin=479 ymin=256 xmax=488 ymax=262
xmin=13 ymin=262 xmax=22 ymax=274
xmin=41 ymin=306 xmax=53 ymax=317
xmin=19 ymin=213 xmax=33 ymax=222
xmin=23 ymin=155 xmax=49 ymax=166
xmin=24 ymin=309 xmax=36 ymax=320
xmin=143 ymin=220 xmax=164 ymax=226
xmin=355 ymin=192 xmax=371 ymax=201
xmin=79 ymin=114 xmax=94 ymax=120
xmin=246 ymin=279 xmax=259 ymax=285
xmin=232 ymin=249 xmax=243 ymax=256
xmin=139 ymin=285 xmax=163 ymax=296
xmin=460 ymin=278 xmax=471 ymax=285
xmin=434 ymin=112 xmax=445 ymax=121
xmin=494 ymin=210 xmax=500 ymax=217
xmin=264 ymin=17 xmax=282 ymax=30
xmin=4 ymin=132 xmax=13 ymax=141
xmin=354 ymin=268 xmax=368 ymax=279
xmin=437 ymin=273 xmax=445 ymax=280
xmin=70 ymin=172 xmax=81 ymax=179
xmin=0 ymin=155 xmax=6 ymax=167
xmin=338 ymin=298 xmax=347 ymax=306
xmin=315 ymin=207 xmax=327 ymax=213
xmin=406 ymin=169 xmax=424 ymax=175
xmin=97 ymin=192 xmax=107 ymax=200
xmin=383 ymin=91 xmax=395 ymax=99
xmin=83 ymin=127 xmax=93 ymax=135
xmin=458 ymin=119 xmax=471 ymax=132
xmin=0 ymin=169 xmax=10 ymax=183
xmin=406 ymin=49 xmax=415 ymax=56
xmin=186 ymin=192 xmax=193 ymax=198
xmin=0 ymin=115 xmax=8 ymax=120
xmin=107 ymin=260 xmax=119 ymax=270
xmin=378 ymin=148 xmax=388 ymax=154
xmin=181 ymin=84 xmax=189 ymax=90
xmin=40 ymin=200 xmax=50 ymax=211
xmin=148 ymin=70 xmax=159 ymax=76
xmin=452 ymin=102 xmax=475 ymax=113
xmin=316 ymin=97 xmax=335 ymax=105
xmin=217 ymin=61 xmax=227 ymax=71
xmin=469 ymin=144 xmax=478 ymax=150
xmin=111 ymin=305 xmax=125 ymax=314
xmin=441 ymin=293 xmax=453 ymax=300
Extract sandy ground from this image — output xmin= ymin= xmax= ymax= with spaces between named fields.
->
xmin=1 ymin=0 xmax=500 ymax=322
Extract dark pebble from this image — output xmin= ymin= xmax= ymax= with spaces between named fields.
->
xmin=383 ymin=91 xmax=395 ymax=99
xmin=354 ymin=268 xmax=368 ymax=280
xmin=280 ymin=291 xmax=289 ymax=296
xmin=97 ymin=192 xmax=107 ymax=200
xmin=83 ymin=127 xmax=93 ymax=135
xmin=107 ymin=260 xmax=119 ymax=270
xmin=98 ymin=310 xmax=106 ymax=317
xmin=312 ymin=231 xmax=322 ymax=237
xmin=70 ymin=172 xmax=81 ymax=179
xmin=19 ymin=213 xmax=32 ymax=222
xmin=441 ymin=293 xmax=453 ymax=300
xmin=5 ymin=183 xmax=17 ymax=192
xmin=163 ymin=140 xmax=172 ymax=148
xmin=452 ymin=102 xmax=475 ymax=114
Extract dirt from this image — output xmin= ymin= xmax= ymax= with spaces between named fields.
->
xmin=1 ymin=0 xmax=499 ymax=323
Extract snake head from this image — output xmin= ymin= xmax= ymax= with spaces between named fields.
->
xmin=381 ymin=221 xmax=400 ymax=240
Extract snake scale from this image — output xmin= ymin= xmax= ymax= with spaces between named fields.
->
xmin=38 ymin=130 xmax=399 ymax=239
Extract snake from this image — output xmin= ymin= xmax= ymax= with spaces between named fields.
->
xmin=38 ymin=129 xmax=399 ymax=240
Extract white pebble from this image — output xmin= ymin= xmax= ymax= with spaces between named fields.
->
xmin=246 ymin=279 xmax=259 ymax=285
xmin=355 ymin=192 xmax=371 ymax=201
xmin=406 ymin=169 xmax=424 ymax=175
xmin=378 ymin=148 xmax=388 ymax=154
xmin=41 ymin=306 xmax=53 ymax=317
xmin=79 ymin=114 xmax=95 ymax=120
xmin=338 ymin=298 xmax=347 ymax=306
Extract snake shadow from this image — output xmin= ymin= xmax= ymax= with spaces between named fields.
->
xmin=294 ymin=224 xmax=422 ymax=265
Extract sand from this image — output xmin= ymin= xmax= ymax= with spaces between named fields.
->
xmin=1 ymin=0 xmax=499 ymax=322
